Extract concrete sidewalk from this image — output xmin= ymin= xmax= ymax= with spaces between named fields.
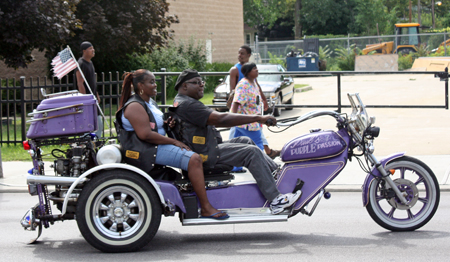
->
xmin=1 ymin=73 xmax=450 ymax=193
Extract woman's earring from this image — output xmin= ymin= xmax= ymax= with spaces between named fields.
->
xmin=140 ymin=89 xmax=143 ymax=95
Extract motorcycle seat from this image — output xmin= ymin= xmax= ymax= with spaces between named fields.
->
xmin=176 ymin=163 xmax=235 ymax=184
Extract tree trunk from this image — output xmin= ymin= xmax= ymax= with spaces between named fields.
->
xmin=432 ymin=0 xmax=435 ymax=29
xmin=418 ymin=0 xmax=421 ymax=25
xmin=294 ymin=0 xmax=302 ymax=39
xmin=409 ymin=0 xmax=412 ymax=23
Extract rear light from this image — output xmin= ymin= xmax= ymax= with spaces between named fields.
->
xmin=23 ymin=141 xmax=31 ymax=150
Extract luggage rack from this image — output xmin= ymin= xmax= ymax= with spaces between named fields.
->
xmin=27 ymin=103 xmax=85 ymax=123
xmin=40 ymin=89 xmax=80 ymax=99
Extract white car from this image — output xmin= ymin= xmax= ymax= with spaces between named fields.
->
xmin=213 ymin=64 xmax=295 ymax=116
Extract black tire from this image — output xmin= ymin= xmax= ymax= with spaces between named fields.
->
xmin=397 ymin=47 xmax=416 ymax=55
xmin=273 ymin=94 xmax=282 ymax=117
xmin=366 ymin=156 xmax=439 ymax=231
xmin=76 ymin=170 xmax=162 ymax=252
xmin=285 ymin=95 xmax=294 ymax=111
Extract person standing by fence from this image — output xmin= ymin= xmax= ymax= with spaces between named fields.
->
xmin=229 ymin=45 xmax=281 ymax=159
xmin=75 ymin=41 xmax=102 ymax=138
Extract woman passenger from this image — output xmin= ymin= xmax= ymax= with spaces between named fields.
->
xmin=116 ymin=69 xmax=228 ymax=220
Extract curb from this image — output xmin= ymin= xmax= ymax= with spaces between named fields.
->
xmin=295 ymin=86 xmax=312 ymax=93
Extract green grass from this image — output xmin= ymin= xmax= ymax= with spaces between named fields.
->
xmin=294 ymin=84 xmax=309 ymax=89
xmin=0 ymin=144 xmax=71 ymax=161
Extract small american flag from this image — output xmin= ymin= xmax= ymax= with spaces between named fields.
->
xmin=51 ymin=48 xmax=77 ymax=79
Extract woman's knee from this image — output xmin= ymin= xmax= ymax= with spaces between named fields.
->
xmin=188 ymin=153 xmax=203 ymax=169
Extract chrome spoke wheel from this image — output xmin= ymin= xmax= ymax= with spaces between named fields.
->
xmin=366 ymin=156 xmax=439 ymax=231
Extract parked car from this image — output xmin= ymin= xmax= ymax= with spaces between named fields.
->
xmin=213 ymin=64 xmax=295 ymax=116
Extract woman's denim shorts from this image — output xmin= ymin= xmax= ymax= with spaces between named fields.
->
xmin=155 ymin=144 xmax=195 ymax=171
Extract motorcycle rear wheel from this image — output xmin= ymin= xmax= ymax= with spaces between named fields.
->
xmin=366 ymin=156 xmax=439 ymax=231
xmin=76 ymin=170 xmax=162 ymax=252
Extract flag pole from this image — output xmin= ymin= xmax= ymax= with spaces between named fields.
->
xmin=67 ymin=46 xmax=110 ymax=130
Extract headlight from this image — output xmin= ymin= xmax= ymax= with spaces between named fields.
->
xmin=264 ymin=92 xmax=276 ymax=99
xmin=215 ymin=92 xmax=228 ymax=99
xmin=97 ymin=144 xmax=122 ymax=165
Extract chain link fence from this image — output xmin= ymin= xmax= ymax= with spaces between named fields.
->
xmin=251 ymin=32 xmax=450 ymax=64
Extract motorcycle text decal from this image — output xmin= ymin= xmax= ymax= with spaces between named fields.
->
xmin=288 ymin=133 xmax=344 ymax=156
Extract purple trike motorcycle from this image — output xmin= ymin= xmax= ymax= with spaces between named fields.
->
xmin=20 ymin=92 xmax=440 ymax=252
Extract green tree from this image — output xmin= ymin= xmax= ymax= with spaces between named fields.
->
xmin=68 ymin=0 xmax=178 ymax=74
xmin=0 ymin=0 xmax=178 ymax=73
xmin=244 ymin=0 xmax=361 ymax=37
xmin=300 ymin=0 xmax=359 ymax=35
xmin=353 ymin=0 xmax=398 ymax=35
xmin=0 ymin=0 xmax=80 ymax=69
xmin=243 ymin=0 xmax=291 ymax=29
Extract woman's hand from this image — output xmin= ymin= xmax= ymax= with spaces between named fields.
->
xmin=164 ymin=116 xmax=177 ymax=129
xmin=172 ymin=140 xmax=191 ymax=151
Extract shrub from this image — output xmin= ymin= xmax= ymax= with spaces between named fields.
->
xmin=398 ymin=53 xmax=414 ymax=70
xmin=334 ymin=44 xmax=360 ymax=71
xmin=204 ymin=62 xmax=234 ymax=94
xmin=267 ymin=51 xmax=286 ymax=67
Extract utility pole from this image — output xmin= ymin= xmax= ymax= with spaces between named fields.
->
xmin=409 ymin=0 xmax=412 ymax=23
xmin=432 ymin=0 xmax=435 ymax=29
xmin=294 ymin=0 xmax=302 ymax=39
xmin=418 ymin=0 xmax=421 ymax=25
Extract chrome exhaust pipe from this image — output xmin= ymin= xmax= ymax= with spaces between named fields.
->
xmin=26 ymin=174 xmax=88 ymax=186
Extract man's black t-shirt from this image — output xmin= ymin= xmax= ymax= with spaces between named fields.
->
xmin=173 ymin=94 xmax=222 ymax=168
xmin=174 ymin=94 xmax=213 ymax=127
xmin=75 ymin=58 xmax=97 ymax=95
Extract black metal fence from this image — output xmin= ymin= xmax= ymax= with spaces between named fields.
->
xmin=1 ymin=70 xmax=448 ymax=145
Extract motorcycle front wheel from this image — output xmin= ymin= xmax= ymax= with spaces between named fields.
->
xmin=366 ymin=156 xmax=440 ymax=231
xmin=76 ymin=170 xmax=162 ymax=252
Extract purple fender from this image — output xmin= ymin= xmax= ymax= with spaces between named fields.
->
xmin=156 ymin=181 xmax=186 ymax=213
xmin=361 ymin=152 xmax=405 ymax=207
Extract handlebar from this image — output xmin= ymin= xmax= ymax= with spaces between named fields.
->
xmin=276 ymin=110 xmax=345 ymax=127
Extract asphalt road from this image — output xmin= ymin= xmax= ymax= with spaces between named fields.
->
xmin=2 ymin=192 xmax=449 ymax=261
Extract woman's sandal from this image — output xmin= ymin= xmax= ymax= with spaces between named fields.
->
xmin=268 ymin=149 xmax=281 ymax=159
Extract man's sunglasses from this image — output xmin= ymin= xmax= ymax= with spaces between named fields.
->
xmin=185 ymin=80 xmax=205 ymax=85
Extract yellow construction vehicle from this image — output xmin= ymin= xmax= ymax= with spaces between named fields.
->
xmin=362 ymin=23 xmax=420 ymax=55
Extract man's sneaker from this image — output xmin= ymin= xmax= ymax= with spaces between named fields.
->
xmin=270 ymin=191 xmax=302 ymax=215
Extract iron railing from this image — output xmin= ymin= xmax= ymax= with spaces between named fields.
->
xmin=1 ymin=70 xmax=448 ymax=145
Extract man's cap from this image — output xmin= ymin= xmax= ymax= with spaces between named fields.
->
xmin=175 ymin=69 xmax=201 ymax=90
xmin=80 ymin=41 xmax=93 ymax=51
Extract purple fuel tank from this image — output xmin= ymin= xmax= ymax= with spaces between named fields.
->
xmin=281 ymin=130 xmax=347 ymax=162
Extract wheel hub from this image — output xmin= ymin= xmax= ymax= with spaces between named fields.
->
xmin=388 ymin=178 xmax=419 ymax=210
xmin=113 ymin=207 xmax=124 ymax=218
xmin=106 ymin=199 xmax=131 ymax=225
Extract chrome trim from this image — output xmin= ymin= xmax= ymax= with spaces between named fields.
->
xmin=26 ymin=110 xmax=83 ymax=123
xmin=42 ymin=90 xmax=79 ymax=99
xmin=277 ymin=110 xmax=345 ymax=127
xmin=27 ymin=175 xmax=88 ymax=185
xmin=27 ymin=103 xmax=84 ymax=116
xmin=182 ymin=208 xmax=288 ymax=226
xmin=60 ymin=163 xmax=166 ymax=216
